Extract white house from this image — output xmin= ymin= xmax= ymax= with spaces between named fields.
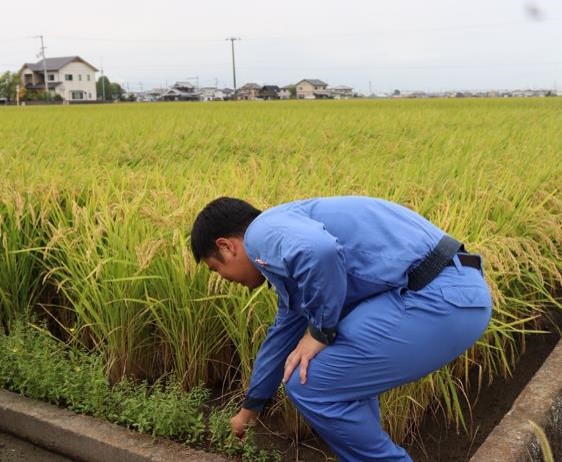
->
xmin=200 ymin=87 xmax=228 ymax=102
xmin=329 ymin=85 xmax=354 ymax=99
xmin=20 ymin=56 xmax=97 ymax=101
xmin=278 ymin=86 xmax=292 ymax=100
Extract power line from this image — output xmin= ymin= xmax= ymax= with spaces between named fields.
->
xmin=184 ymin=76 xmax=199 ymax=89
xmin=234 ymin=61 xmax=562 ymax=71
xmin=48 ymin=35 xmax=226 ymax=43
xmin=0 ymin=17 xmax=556 ymax=45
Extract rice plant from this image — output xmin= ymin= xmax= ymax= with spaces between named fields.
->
xmin=0 ymin=98 xmax=560 ymax=448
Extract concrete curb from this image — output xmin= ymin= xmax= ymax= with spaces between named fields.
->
xmin=470 ymin=337 xmax=562 ymax=462
xmin=0 ymin=390 xmax=229 ymax=462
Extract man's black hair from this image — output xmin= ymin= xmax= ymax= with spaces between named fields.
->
xmin=190 ymin=197 xmax=262 ymax=262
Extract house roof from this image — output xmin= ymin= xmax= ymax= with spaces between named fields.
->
xmin=172 ymin=81 xmax=195 ymax=89
xmin=239 ymin=83 xmax=261 ymax=90
xmin=22 ymin=56 xmax=98 ymax=72
xmin=165 ymin=88 xmax=200 ymax=96
xmin=297 ymin=79 xmax=328 ymax=87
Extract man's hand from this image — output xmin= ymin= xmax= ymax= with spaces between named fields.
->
xmin=230 ymin=408 xmax=258 ymax=440
xmin=282 ymin=331 xmax=327 ymax=385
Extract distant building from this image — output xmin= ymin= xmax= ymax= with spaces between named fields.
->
xmin=19 ymin=56 xmax=97 ymax=101
xmin=259 ymin=85 xmax=280 ymax=100
xmin=161 ymin=82 xmax=199 ymax=101
xmin=295 ymin=79 xmax=329 ymax=99
xmin=222 ymin=88 xmax=234 ymax=100
xmin=237 ymin=83 xmax=261 ymax=100
xmin=199 ymin=87 xmax=218 ymax=101
xmin=512 ymin=89 xmax=538 ymax=98
xmin=140 ymin=88 xmax=167 ymax=102
xmin=199 ymin=87 xmax=235 ymax=101
xmin=172 ymin=82 xmax=196 ymax=92
xmin=278 ymin=86 xmax=292 ymax=100
xmin=329 ymin=85 xmax=354 ymax=99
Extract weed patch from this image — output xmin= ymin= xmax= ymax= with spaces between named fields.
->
xmin=0 ymin=323 xmax=280 ymax=460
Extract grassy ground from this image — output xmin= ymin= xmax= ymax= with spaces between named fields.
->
xmin=0 ymin=98 xmax=560 ymax=449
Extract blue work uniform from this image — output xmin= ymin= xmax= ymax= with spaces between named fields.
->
xmin=242 ymin=196 xmax=492 ymax=462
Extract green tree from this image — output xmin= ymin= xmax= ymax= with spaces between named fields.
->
xmin=0 ymin=71 xmax=21 ymax=102
xmin=97 ymin=76 xmax=126 ymax=101
xmin=96 ymin=76 xmax=112 ymax=101
xmin=287 ymin=85 xmax=296 ymax=99
xmin=110 ymin=82 xmax=124 ymax=100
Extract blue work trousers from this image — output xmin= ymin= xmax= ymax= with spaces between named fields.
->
xmin=285 ymin=264 xmax=492 ymax=461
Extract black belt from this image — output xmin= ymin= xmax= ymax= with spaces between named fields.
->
xmin=407 ymin=235 xmax=481 ymax=291
xmin=446 ymin=254 xmax=481 ymax=269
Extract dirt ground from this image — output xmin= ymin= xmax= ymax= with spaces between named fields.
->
xmin=408 ymin=325 xmax=561 ymax=462
xmin=0 ymin=432 xmax=75 ymax=462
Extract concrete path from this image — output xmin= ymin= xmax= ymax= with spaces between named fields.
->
xmin=0 ymin=432 xmax=75 ymax=462
xmin=0 ymin=391 xmax=228 ymax=462
xmin=470 ymin=337 xmax=562 ymax=461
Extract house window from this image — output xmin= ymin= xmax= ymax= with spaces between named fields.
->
xmin=48 ymin=74 xmax=55 ymax=81
xmin=71 ymin=91 xmax=84 ymax=100
xmin=78 ymin=74 xmax=82 ymax=81
xmin=65 ymin=74 xmax=73 ymax=81
xmin=87 ymin=74 xmax=91 ymax=81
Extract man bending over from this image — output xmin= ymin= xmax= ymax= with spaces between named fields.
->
xmin=190 ymin=196 xmax=492 ymax=462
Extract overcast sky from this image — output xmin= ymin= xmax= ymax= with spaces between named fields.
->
xmin=1 ymin=0 xmax=561 ymax=94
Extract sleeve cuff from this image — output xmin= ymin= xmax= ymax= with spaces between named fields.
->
xmin=242 ymin=396 xmax=269 ymax=413
xmin=308 ymin=322 xmax=337 ymax=345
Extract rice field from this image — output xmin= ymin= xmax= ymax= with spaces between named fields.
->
xmin=0 ymin=98 xmax=561 ymax=446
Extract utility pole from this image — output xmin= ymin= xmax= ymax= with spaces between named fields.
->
xmin=34 ymin=35 xmax=49 ymax=100
xmin=100 ymin=60 xmax=106 ymax=101
xmin=225 ymin=37 xmax=240 ymax=98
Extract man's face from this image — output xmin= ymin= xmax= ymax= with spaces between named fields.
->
xmin=203 ymin=237 xmax=265 ymax=289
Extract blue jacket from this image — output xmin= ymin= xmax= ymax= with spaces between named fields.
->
xmin=242 ymin=196 xmax=446 ymax=411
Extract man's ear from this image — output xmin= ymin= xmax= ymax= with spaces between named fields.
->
xmin=215 ymin=237 xmax=236 ymax=256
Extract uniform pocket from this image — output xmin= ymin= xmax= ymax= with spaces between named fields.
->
xmin=441 ymin=285 xmax=492 ymax=309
